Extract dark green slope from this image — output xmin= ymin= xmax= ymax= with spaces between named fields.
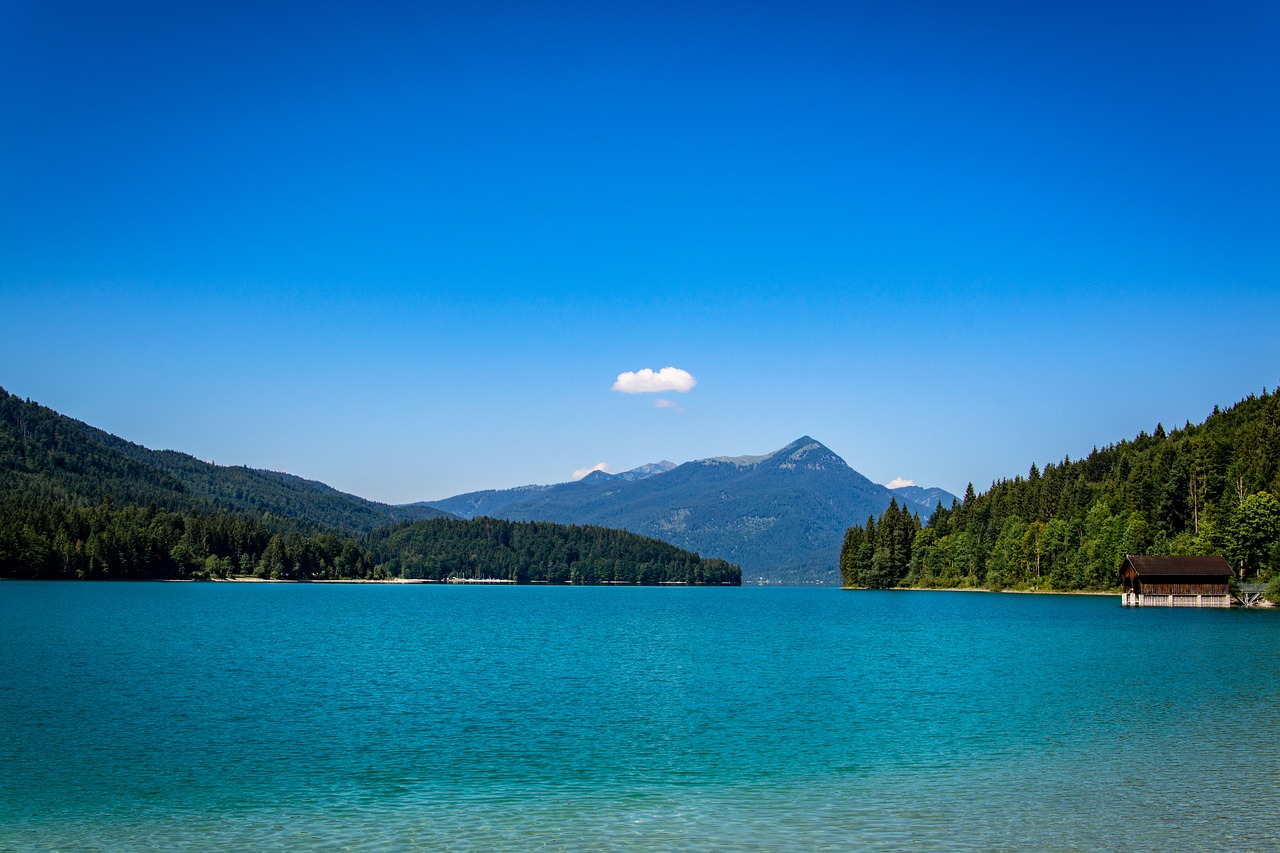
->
xmin=0 ymin=387 xmax=450 ymax=534
xmin=86 ymin=431 xmax=451 ymax=533
xmin=369 ymin=516 xmax=739 ymax=585
xmin=0 ymin=388 xmax=382 ymax=579
xmin=1 ymin=389 xmax=205 ymax=513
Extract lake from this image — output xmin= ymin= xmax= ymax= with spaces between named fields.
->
xmin=2 ymin=582 xmax=1278 ymax=851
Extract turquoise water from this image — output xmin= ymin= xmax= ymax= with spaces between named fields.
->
xmin=2 ymin=583 xmax=1278 ymax=851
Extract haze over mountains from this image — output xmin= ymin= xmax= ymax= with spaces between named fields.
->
xmin=421 ymin=437 xmax=957 ymax=584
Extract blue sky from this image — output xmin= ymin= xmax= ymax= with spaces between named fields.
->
xmin=2 ymin=0 xmax=1277 ymax=504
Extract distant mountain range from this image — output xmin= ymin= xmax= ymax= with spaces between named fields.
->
xmin=882 ymin=484 xmax=957 ymax=513
xmin=419 ymin=437 xmax=957 ymax=584
xmin=601 ymin=461 xmax=679 ymax=481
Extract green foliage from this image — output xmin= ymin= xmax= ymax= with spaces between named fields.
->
xmin=0 ymin=496 xmax=375 ymax=580
xmin=368 ymin=516 xmax=740 ymax=585
xmin=1266 ymin=574 xmax=1280 ymax=606
xmin=0 ymin=388 xmax=201 ymax=512
xmin=839 ymin=499 xmax=920 ymax=588
xmin=1226 ymin=491 xmax=1280 ymax=581
xmin=841 ymin=388 xmax=1280 ymax=590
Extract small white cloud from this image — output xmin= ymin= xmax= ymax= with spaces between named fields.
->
xmin=572 ymin=462 xmax=610 ymax=481
xmin=612 ymin=366 xmax=696 ymax=394
xmin=885 ymin=477 xmax=916 ymax=489
xmin=653 ymin=398 xmax=685 ymax=413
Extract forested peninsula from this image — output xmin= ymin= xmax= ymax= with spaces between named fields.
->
xmin=0 ymin=388 xmax=740 ymax=585
xmin=842 ymin=389 xmax=1280 ymax=593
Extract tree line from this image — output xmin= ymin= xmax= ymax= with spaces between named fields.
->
xmin=0 ymin=497 xmax=379 ymax=580
xmin=369 ymin=516 xmax=740 ymax=585
xmin=842 ymin=389 xmax=1280 ymax=592
xmin=0 ymin=497 xmax=741 ymax=584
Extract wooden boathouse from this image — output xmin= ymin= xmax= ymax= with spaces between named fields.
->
xmin=1120 ymin=555 xmax=1232 ymax=608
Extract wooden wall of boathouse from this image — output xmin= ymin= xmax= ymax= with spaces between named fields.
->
xmin=1119 ymin=554 xmax=1233 ymax=608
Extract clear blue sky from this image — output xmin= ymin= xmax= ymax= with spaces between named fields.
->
xmin=2 ymin=0 xmax=1277 ymax=504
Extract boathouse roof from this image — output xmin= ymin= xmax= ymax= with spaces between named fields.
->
xmin=1121 ymin=555 xmax=1232 ymax=577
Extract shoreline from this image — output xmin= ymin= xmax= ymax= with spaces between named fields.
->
xmin=841 ymin=585 xmax=1118 ymax=596
xmin=4 ymin=577 xmax=1264 ymax=602
xmin=0 ymin=576 xmax=733 ymax=586
xmin=842 ymin=585 xmax=1276 ymax=605
xmin=212 ymin=577 xmax=438 ymax=584
xmin=0 ymin=576 xmax=441 ymax=584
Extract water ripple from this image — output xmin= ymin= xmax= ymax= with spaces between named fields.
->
xmin=2 ymin=584 xmax=1278 ymax=851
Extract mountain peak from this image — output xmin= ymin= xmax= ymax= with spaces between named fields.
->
xmin=707 ymin=452 xmax=773 ymax=467
xmin=768 ymin=436 xmax=847 ymax=472
xmin=703 ymin=436 xmax=844 ymax=471
xmin=779 ymin=435 xmax=824 ymax=455
xmin=616 ymin=461 xmax=677 ymax=481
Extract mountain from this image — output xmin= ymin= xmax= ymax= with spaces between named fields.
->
xmin=0 ymin=387 xmax=450 ymax=534
xmin=890 ymin=484 xmax=960 ymax=515
xmin=421 ymin=461 xmax=677 ymax=518
xmin=422 ymin=437 xmax=954 ymax=584
xmin=420 ymin=482 xmax=555 ymax=521
xmin=613 ymin=461 xmax=678 ymax=481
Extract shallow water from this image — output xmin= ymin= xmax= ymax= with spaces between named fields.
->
xmin=2 ymin=583 xmax=1277 ymax=851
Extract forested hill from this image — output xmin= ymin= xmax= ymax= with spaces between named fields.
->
xmin=86 ymin=432 xmax=450 ymax=532
xmin=0 ymin=387 xmax=449 ymax=533
xmin=841 ymin=389 xmax=1280 ymax=591
xmin=0 ymin=387 xmax=740 ymax=585
xmin=369 ymin=517 xmax=740 ymax=585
